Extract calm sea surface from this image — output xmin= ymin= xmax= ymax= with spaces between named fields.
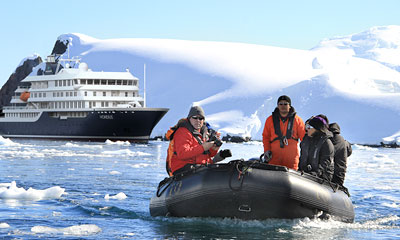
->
xmin=0 ymin=139 xmax=399 ymax=239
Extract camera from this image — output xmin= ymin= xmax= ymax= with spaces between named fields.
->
xmin=208 ymin=130 xmax=223 ymax=147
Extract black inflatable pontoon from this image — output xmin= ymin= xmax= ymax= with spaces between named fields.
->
xmin=150 ymin=160 xmax=354 ymax=223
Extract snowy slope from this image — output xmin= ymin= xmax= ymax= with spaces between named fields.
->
xmin=26 ymin=26 xmax=400 ymax=144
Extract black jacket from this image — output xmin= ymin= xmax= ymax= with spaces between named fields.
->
xmin=299 ymin=131 xmax=334 ymax=180
xmin=329 ymin=123 xmax=352 ymax=186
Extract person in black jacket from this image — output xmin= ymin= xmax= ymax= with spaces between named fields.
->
xmin=299 ymin=116 xmax=334 ymax=180
xmin=316 ymin=114 xmax=352 ymax=186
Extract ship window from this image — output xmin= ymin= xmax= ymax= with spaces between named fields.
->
xmin=108 ymin=80 xmax=115 ymax=85
xmin=61 ymin=92 xmax=63 ymax=97
xmin=103 ymin=92 xmax=106 ymax=97
xmin=88 ymin=79 xmax=93 ymax=85
xmin=63 ymin=80 xmax=66 ymax=86
xmin=117 ymin=80 xmax=122 ymax=85
xmin=94 ymin=80 xmax=100 ymax=85
xmin=93 ymin=102 xmax=96 ymax=107
xmin=105 ymin=102 xmax=109 ymax=107
xmin=74 ymin=79 xmax=78 ymax=85
xmin=43 ymin=93 xmax=46 ymax=97
xmin=53 ymin=92 xmax=56 ymax=97
xmin=123 ymin=80 xmax=127 ymax=85
xmin=93 ymin=92 xmax=97 ymax=97
xmin=68 ymin=80 xmax=71 ymax=86
xmin=74 ymin=92 xmax=77 ymax=97
xmin=101 ymin=80 xmax=107 ymax=85
xmin=84 ymin=92 xmax=87 ymax=96
xmin=66 ymin=92 xmax=69 ymax=97
xmin=81 ymin=79 xmax=86 ymax=85
xmin=101 ymin=102 xmax=104 ymax=107
xmin=55 ymin=81 xmax=58 ymax=87
xmin=125 ymin=92 xmax=128 ymax=97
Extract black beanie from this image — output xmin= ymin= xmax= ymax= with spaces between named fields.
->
xmin=277 ymin=95 xmax=291 ymax=105
xmin=187 ymin=106 xmax=205 ymax=119
xmin=309 ymin=116 xmax=328 ymax=132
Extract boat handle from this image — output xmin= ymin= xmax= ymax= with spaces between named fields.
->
xmin=238 ymin=204 xmax=251 ymax=212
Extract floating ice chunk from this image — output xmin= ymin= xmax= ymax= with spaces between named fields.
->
xmin=0 ymin=223 xmax=10 ymax=228
xmin=104 ymin=192 xmax=127 ymax=200
xmin=0 ymin=181 xmax=65 ymax=201
xmin=102 ymin=149 xmax=151 ymax=156
xmin=109 ymin=171 xmax=121 ymax=175
xmin=0 ymin=136 xmax=18 ymax=146
xmin=31 ymin=224 xmax=101 ymax=236
xmin=105 ymin=139 xmax=131 ymax=146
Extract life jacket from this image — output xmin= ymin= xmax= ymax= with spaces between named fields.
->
xmin=271 ymin=108 xmax=298 ymax=148
xmin=165 ymin=118 xmax=209 ymax=176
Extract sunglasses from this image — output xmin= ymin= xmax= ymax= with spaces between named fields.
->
xmin=191 ymin=116 xmax=204 ymax=120
xmin=278 ymin=102 xmax=289 ymax=106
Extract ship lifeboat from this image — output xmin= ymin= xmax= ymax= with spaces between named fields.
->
xmin=150 ymin=159 xmax=355 ymax=223
xmin=19 ymin=91 xmax=30 ymax=102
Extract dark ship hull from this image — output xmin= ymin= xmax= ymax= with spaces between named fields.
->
xmin=150 ymin=160 xmax=355 ymax=222
xmin=0 ymin=108 xmax=168 ymax=142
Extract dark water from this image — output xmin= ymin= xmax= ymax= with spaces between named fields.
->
xmin=0 ymin=139 xmax=398 ymax=239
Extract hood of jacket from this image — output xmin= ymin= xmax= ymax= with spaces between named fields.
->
xmin=329 ymin=123 xmax=341 ymax=134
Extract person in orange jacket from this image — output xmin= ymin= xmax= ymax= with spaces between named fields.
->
xmin=262 ymin=95 xmax=306 ymax=170
xmin=170 ymin=106 xmax=221 ymax=175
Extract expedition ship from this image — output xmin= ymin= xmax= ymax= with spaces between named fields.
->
xmin=0 ymin=55 xmax=168 ymax=142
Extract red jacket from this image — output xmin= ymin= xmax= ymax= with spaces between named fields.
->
xmin=262 ymin=109 xmax=305 ymax=170
xmin=170 ymin=127 xmax=218 ymax=174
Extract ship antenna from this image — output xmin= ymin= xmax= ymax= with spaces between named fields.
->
xmin=143 ymin=64 xmax=146 ymax=108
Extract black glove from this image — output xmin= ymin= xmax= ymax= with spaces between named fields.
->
xmin=213 ymin=149 xmax=232 ymax=163
xmin=263 ymin=151 xmax=272 ymax=163
xmin=220 ymin=149 xmax=232 ymax=158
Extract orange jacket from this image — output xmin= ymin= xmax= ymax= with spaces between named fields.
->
xmin=262 ymin=109 xmax=305 ymax=170
xmin=170 ymin=127 xmax=218 ymax=174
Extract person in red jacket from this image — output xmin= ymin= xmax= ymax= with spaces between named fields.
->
xmin=262 ymin=95 xmax=306 ymax=170
xmin=170 ymin=106 xmax=220 ymax=175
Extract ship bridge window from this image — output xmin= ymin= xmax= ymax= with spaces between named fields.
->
xmin=123 ymin=80 xmax=127 ymax=85
xmin=101 ymin=80 xmax=107 ymax=85
xmin=81 ymin=79 xmax=87 ymax=84
xmin=55 ymin=81 xmax=58 ymax=87
xmin=94 ymin=80 xmax=100 ymax=85
xmin=84 ymin=92 xmax=87 ymax=96
xmin=74 ymin=79 xmax=78 ymax=85
xmin=125 ymin=92 xmax=128 ymax=97
xmin=108 ymin=80 xmax=115 ymax=85
xmin=117 ymin=80 xmax=122 ymax=85
xmin=93 ymin=92 xmax=97 ymax=97
xmin=103 ymin=92 xmax=106 ymax=97
xmin=63 ymin=80 xmax=66 ymax=86
xmin=88 ymin=79 xmax=93 ymax=85
xmin=68 ymin=80 xmax=71 ymax=86
xmin=74 ymin=92 xmax=77 ymax=97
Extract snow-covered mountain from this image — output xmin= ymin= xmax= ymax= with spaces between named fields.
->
xmin=22 ymin=26 xmax=400 ymax=144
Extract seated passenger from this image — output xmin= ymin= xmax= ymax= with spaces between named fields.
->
xmin=170 ymin=106 xmax=221 ymax=175
xmin=315 ymin=114 xmax=352 ymax=186
xmin=298 ymin=116 xmax=334 ymax=180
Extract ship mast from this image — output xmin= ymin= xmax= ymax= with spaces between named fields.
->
xmin=143 ymin=64 xmax=146 ymax=108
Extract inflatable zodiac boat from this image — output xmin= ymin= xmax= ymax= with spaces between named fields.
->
xmin=150 ymin=160 xmax=354 ymax=223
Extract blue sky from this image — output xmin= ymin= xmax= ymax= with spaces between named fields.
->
xmin=0 ymin=0 xmax=399 ymax=86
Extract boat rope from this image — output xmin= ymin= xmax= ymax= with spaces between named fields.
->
xmin=156 ymin=177 xmax=173 ymax=197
